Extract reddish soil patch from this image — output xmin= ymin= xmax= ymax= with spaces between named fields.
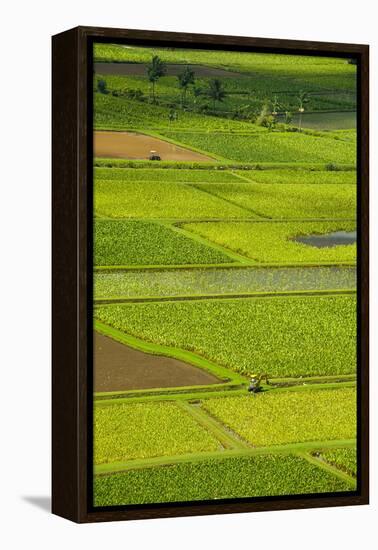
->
xmin=94 ymin=130 xmax=213 ymax=161
xmin=94 ymin=332 xmax=221 ymax=392
xmin=95 ymin=62 xmax=245 ymax=78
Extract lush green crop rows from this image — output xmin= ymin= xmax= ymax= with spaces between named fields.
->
xmin=94 ymin=220 xmax=231 ymax=266
xmin=95 ymin=401 xmax=220 ymax=464
xmin=94 ymin=266 xmax=356 ymax=299
xmin=92 ymin=43 xmax=358 ymax=506
xmin=95 ymin=167 xmax=241 ymax=183
xmin=235 ymin=169 xmax=357 ymax=185
xmin=95 ymin=180 xmax=251 ymax=219
xmin=95 ymin=72 xmax=356 ymax=115
xmin=94 ymin=454 xmax=352 ymax=506
xmin=184 ymin=221 xmax=356 ymax=264
xmin=95 ymin=295 xmax=356 ymax=377
xmin=163 ymin=131 xmax=356 ymax=164
xmin=318 ymin=447 xmax=357 ymax=477
xmin=95 ymin=93 xmax=264 ymax=132
xmin=203 ymin=388 xmax=356 ymax=447
xmin=197 ymin=183 xmax=356 ymax=219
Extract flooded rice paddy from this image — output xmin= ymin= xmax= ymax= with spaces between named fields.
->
xmin=278 ymin=111 xmax=356 ymax=130
xmin=95 ymin=266 xmax=356 ymax=300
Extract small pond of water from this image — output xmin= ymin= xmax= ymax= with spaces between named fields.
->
xmin=295 ymin=231 xmax=357 ymax=248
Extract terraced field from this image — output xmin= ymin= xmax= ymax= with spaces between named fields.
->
xmin=94 ymin=220 xmax=233 ymax=266
xmin=92 ymin=42 xmax=358 ymax=508
xmin=95 ymin=454 xmax=352 ymax=506
xmin=203 ymin=388 xmax=356 ymax=446
xmin=184 ymin=220 xmax=356 ymax=264
xmin=195 ymin=182 xmax=356 ymax=219
xmin=95 ymin=401 xmax=221 ymax=464
xmin=161 ymin=131 xmax=357 ymax=164
xmin=95 ymin=295 xmax=356 ymax=378
xmin=95 ymin=178 xmax=253 ymax=219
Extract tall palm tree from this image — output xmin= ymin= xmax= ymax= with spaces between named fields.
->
xmin=207 ymin=78 xmax=227 ymax=110
xmin=177 ymin=66 xmax=195 ymax=107
xmin=297 ymin=90 xmax=310 ymax=132
xmin=146 ymin=55 xmax=166 ymax=103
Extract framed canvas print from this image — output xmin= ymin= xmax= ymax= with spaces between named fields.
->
xmin=52 ymin=26 xmax=369 ymax=523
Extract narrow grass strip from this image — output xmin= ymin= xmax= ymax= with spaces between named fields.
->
xmin=95 ymin=380 xmax=356 ymax=406
xmin=177 ymin=401 xmax=249 ymax=450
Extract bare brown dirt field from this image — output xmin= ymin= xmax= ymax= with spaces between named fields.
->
xmin=94 ymin=331 xmax=221 ymax=392
xmin=95 ymin=62 xmax=245 ymax=78
xmin=94 ymin=130 xmax=213 ymax=161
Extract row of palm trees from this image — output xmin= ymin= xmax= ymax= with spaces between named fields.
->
xmin=146 ymin=55 xmax=310 ymax=131
xmin=147 ymin=55 xmax=227 ymax=110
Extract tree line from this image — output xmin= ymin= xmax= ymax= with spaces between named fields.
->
xmin=97 ymin=55 xmax=311 ymax=131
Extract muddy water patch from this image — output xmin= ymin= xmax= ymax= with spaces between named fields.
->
xmin=94 ymin=130 xmax=213 ymax=161
xmin=295 ymin=231 xmax=356 ymax=248
xmin=278 ymin=111 xmax=356 ymax=130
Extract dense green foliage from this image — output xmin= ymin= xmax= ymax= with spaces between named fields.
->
xmin=94 ymin=72 xmax=356 ymax=116
xmin=95 ymin=295 xmax=356 ymax=377
xmin=95 ymin=179 xmax=252 ymax=219
xmin=203 ymin=388 xmax=356 ymax=446
xmin=94 ymin=266 xmax=356 ymax=299
xmin=184 ymin=220 xmax=356 ymax=264
xmin=94 ymin=220 xmax=231 ymax=266
xmin=163 ymin=131 xmax=356 ymax=164
xmin=94 ymin=454 xmax=352 ymax=506
xmin=196 ymin=182 xmax=356 ymax=219
xmin=318 ymin=447 xmax=357 ymax=477
xmin=95 ymin=402 xmax=220 ymax=464
xmin=94 ymin=44 xmax=356 ymax=112
xmin=95 ymin=93 xmax=263 ymax=131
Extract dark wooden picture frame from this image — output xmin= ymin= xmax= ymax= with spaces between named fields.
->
xmin=52 ymin=26 xmax=369 ymax=523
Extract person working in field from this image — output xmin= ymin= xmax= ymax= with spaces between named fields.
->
xmin=248 ymin=377 xmax=259 ymax=396
xmin=248 ymin=374 xmax=269 ymax=396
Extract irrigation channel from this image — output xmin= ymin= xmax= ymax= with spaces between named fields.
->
xmin=94 ymin=265 xmax=356 ymax=301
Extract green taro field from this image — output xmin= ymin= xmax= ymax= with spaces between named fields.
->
xmin=93 ymin=43 xmax=358 ymax=507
